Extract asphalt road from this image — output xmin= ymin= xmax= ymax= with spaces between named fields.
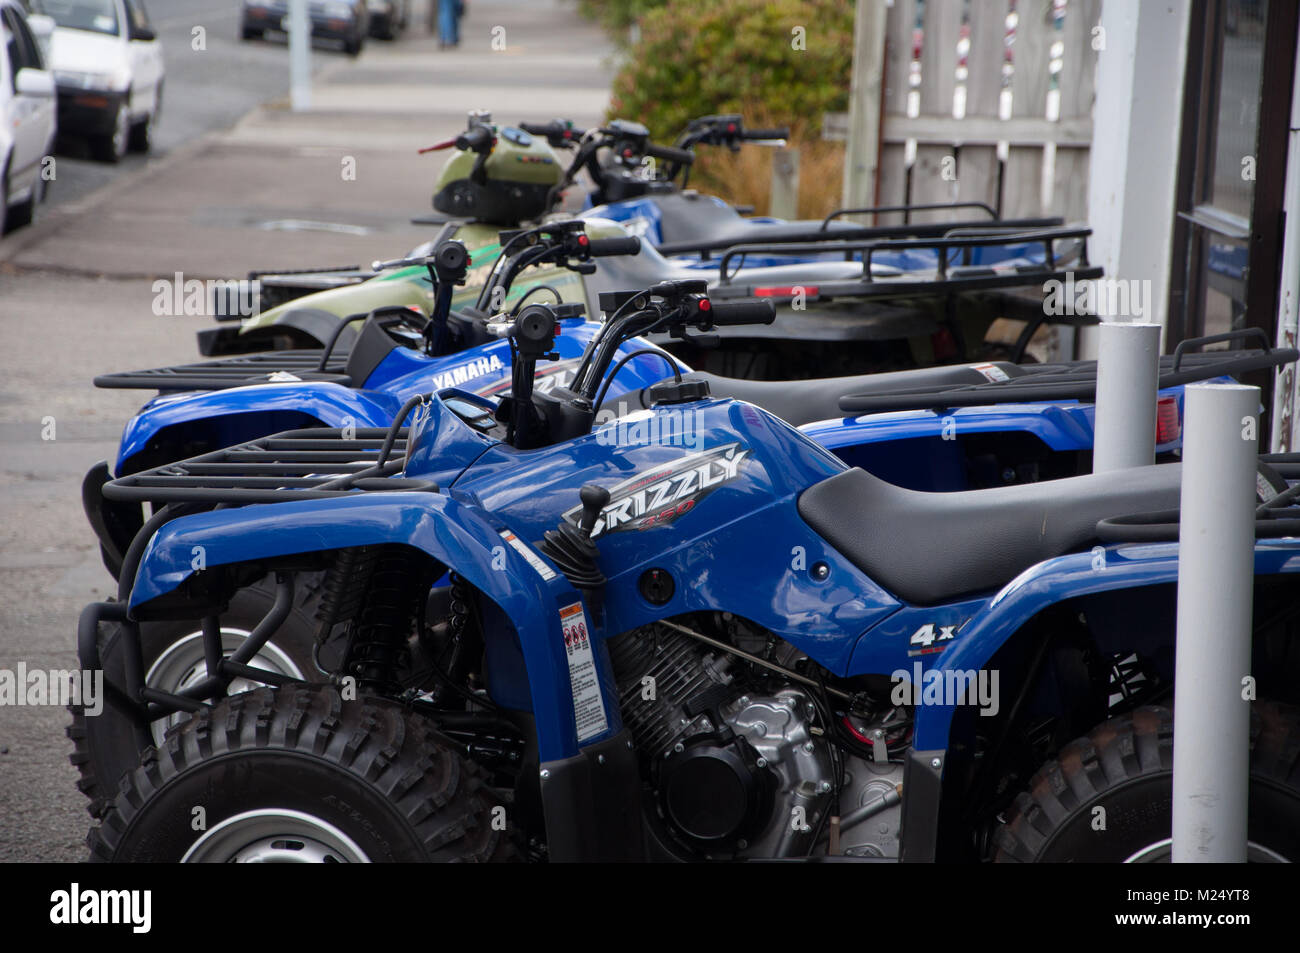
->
xmin=0 ymin=272 xmax=201 ymax=862
xmin=44 ymin=0 xmax=357 ymax=210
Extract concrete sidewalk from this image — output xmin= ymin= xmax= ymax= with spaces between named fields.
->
xmin=0 ymin=0 xmax=616 ymax=279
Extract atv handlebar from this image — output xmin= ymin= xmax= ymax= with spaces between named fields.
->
xmin=519 ymin=119 xmax=586 ymax=147
xmin=644 ymin=142 xmax=694 ymax=166
xmin=704 ymin=299 xmax=777 ymax=327
xmin=743 ymin=127 xmax=789 ymax=141
xmin=586 ymin=237 xmax=642 ymax=258
xmin=456 ymin=124 xmax=495 ymax=154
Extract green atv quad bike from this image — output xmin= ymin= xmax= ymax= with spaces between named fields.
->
xmin=200 ymin=111 xmax=592 ymax=357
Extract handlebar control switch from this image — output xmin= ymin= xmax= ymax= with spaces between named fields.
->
xmin=648 ymin=378 xmax=710 ymax=406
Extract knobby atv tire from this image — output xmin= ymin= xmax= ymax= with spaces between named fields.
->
xmin=994 ymin=702 xmax=1300 ymax=862
xmin=88 ymin=684 xmax=517 ymax=862
xmin=68 ymin=578 xmax=325 ymax=819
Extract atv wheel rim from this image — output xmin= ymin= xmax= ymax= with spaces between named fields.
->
xmin=1124 ymin=838 xmax=1289 ymax=863
xmin=182 ymin=809 xmax=370 ymax=863
xmin=145 ymin=629 xmax=305 ymax=746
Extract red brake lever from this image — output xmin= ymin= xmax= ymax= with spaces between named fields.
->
xmin=418 ymin=137 xmax=459 ymax=154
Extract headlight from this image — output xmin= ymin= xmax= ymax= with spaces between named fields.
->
xmin=53 ymin=68 xmax=130 ymax=92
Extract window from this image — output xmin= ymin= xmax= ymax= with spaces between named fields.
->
xmin=42 ymin=0 xmax=119 ymax=36
xmin=6 ymin=7 xmax=43 ymax=71
xmin=123 ymin=0 xmax=148 ymax=32
xmin=2 ymin=11 xmax=17 ymax=93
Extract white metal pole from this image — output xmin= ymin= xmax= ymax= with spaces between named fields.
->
xmin=1092 ymin=322 xmax=1161 ymax=472
xmin=289 ymin=0 xmax=311 ymax=112
xmin=1171 ymin=382 xmax=1258 ymax=863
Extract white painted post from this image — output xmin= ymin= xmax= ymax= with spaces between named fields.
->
xmin=769 ymin=148 xmax=800 ymax=220
xmin=841 ymin=0 xmax=887 ymax=216
xmin=1171 ymin=383 xmax=1259 ymax=863
xmin=1080 ymin=2 xmax=1191 ymax=358
xmin=289 ymin=0 xmax=311 ymax=112
xmin=1092 ymin=322 xmax=1161 ymax=472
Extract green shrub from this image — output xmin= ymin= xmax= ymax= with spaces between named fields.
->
xmin=607 ymin=0 xmax=855 ymax=142
xmin=576 ymin=0 xmax=671 ymax=32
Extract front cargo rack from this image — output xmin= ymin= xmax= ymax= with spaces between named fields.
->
xmin=102 ymin=427 xmax=431 ymax=506
xmin=837 ymin=330 xmax=1298 ymax=414
xmin=94 ymin=349 xmax=353 ymax=392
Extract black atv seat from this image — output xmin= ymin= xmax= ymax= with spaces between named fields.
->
xmin=657 ymin=220 xmax=867 ymax=257
xmin=798 ymin=464 xmax=1183 ymax=605
xmin=645 ymin=191 xmax=865 ymax=255
xmin=673 ymin=363 xmax=1024 ymax=427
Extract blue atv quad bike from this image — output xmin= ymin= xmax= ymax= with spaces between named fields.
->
xmin=521 ymin=113 xmax=1060 ymax=267
xmin=210 ymin=110 xmax=1077 ymax=362
xmin=75 ymin=282 xmax=1300 ymax=862
xmin=72 ymin=231 xmax=1295 ymax=810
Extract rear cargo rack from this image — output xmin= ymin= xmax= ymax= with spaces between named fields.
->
xmin=656 ymin=199 xmax=1062 ymax=257
xmin=1095 ymin=453 xmax=1300 ymax=541
xmin=102 ymin=427 xmax=431 ymax=506
xmin=94 ymin=350 xmax=353 ymax=392
xmin=712 ymin=224 xmax=1098 ymax=291
xmin=838 ymin=330 xmax=1297 ymax=413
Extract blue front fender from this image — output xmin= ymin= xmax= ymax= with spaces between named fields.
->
xmin=128 ymin=493 xmax=603 ymax=761
xmin=117 ymin=383 xmax=403 ymax=473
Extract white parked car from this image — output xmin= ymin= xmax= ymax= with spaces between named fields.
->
xmin=1 ymin=0 xmax=57 ymax=232
xmin=42 ymin=0 xmax=162 ymax=162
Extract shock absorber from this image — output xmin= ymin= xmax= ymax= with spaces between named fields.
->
xmin=319 ymin=545 xmax=434 ymax=695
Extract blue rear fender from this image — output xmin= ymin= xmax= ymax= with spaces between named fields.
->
xmin=126 ymin=492 xmax=613 ymax=762
xmin=116 ymin=383 xmax=402 ymax=474
xmin=801 ymin=403 xmax=1098 ymax=455
xmin=908 ymin=540 xmax=1300 ymax=752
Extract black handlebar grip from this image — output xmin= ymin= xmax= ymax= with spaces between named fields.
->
xmin=456 ymin=125 xmax=494 ymax=153
xmin=743 ymin=127 xmax=789 ymax=140
xmin=645 ymin=142 xmax=695 ymax=165
xmin=586 ymin=237 xmax=642 ymax=258
xmin=706 ymin=299 xmax=777 ymax=327
xmin=520 ymin=120 xmax=583 ymax=145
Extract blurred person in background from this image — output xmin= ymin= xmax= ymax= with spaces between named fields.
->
xmin=436 ymin=0 xmax=461 ymax=48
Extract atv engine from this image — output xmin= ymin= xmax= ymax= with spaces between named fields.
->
xmin=609 ymin=623 xmax=835 ymax=859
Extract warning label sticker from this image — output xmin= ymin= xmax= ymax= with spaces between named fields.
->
xmin=499 ymin=530 xmax=557 ymax=581
xmin=559 ymin=601 xmax=608 ymax=743
xmin=971 ymin=362 xmax=1011 ymax=382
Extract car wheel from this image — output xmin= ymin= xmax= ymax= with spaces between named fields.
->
xmin=128 ymin=116 xmax=151 ymax=153
xmin=8 ymin=176 xmax=39 ymax=229
xmin=91 ymin=102 xmax=131 ymax=163
xmin=346 ymin=31 xmax=363 ymax=55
